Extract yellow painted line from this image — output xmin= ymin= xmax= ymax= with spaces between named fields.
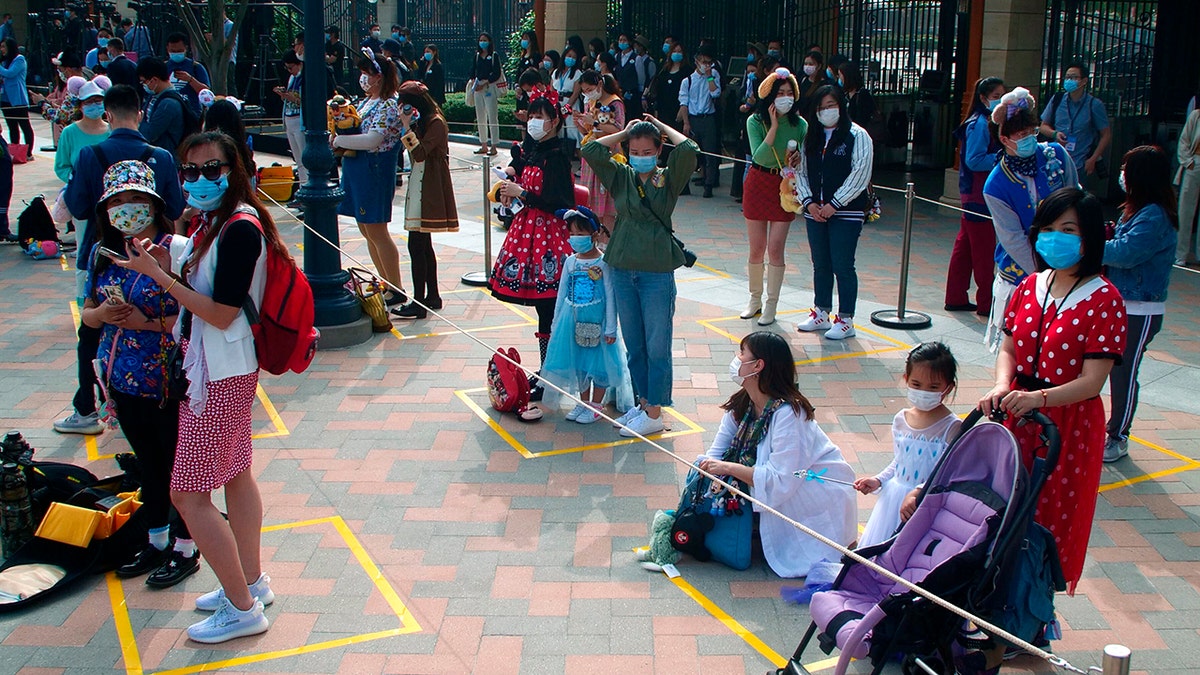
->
xmin=60 ymin=255 xmax=70 ymax=272
xmin=697 ymin=313 xmax=913 ymax=352
xmin=251 ymin=384 xmax=290 ymax=439
xmin=69 ymin=300 xmax=81 ymax=328
xmin=794 ymin=344 xmax=909 ymax=367
xmin=690 ymin=262 xmax=731 ymax=279
xmin=1130 ymin=434 xmax=1197 ymax=464
xmin=696 ymin=318 xmax=744 ymax=344
xmin=852 ymin=324 xmax=913 ymax=349
xmin=112 ymin=516 xmax=420 ymax=675
xmin=668 ymin=575 xmax=787 ymax=668
xmin=106 ymin=572 xmax=144 ymax=675
xmin=1098 ymin=462 xmax=1200 ymax=493
xmin=390 ymin=288 xmax=535 ymax=341
xmin=455 ymin=388 xmax=704 ymax=459
xmin=804 ymin=655 xmax=841 ymax=672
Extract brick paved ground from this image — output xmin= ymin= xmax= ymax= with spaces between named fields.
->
xmin=1 ymin=118 xmax=1198 ymax=674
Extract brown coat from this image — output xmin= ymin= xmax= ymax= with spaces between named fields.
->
xmin=402 ymin=115 xmax=459 ymax=233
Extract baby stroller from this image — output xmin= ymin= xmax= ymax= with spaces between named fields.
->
xmin=776 ymin=410 xmax=1065 ymax=675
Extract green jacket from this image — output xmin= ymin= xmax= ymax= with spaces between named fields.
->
xmin=581 ymin=138 xmax=699 ymax=272
xmin=747 ymin=114 xmax=807 ymax=168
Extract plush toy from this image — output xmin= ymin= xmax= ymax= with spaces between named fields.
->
xmin=779 ymin=168 xmax=802 ymax=214
xmin=327 ymin=95 xmax=362 ymax=158
xmin=25 ymin=240 xmax=60 ymax=260
xmin=636 ymin=509 xmax=682 ymax=571
xmin=594 ymin=103 xmax=616 ymax=128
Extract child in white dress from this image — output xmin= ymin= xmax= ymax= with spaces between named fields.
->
xmin=854 ymin=342 xmax=962 ymax=548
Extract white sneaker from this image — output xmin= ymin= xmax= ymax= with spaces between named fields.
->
xmin=820 ymin=314 xmax=859 ymax=338
xmin=612 ymin=405 xmax=643 ymax=428
xmin=796 ymin=308 xmax=832 ymax=332
xmin=187 ymin=597 xmax=269 ymax=644
xmin=824 ymin=315 xmax=856 ymax=340
xmin=195 ymin=573 xmax=275 ymax=612
xmin=576 ymin=405 xmax=602 ymax=425
xmin=619 ymin=411 xmax=666 ymax=438
xmin=565 ymin=403 xmax=588 ymax=422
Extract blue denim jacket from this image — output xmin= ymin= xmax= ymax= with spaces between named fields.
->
xmin=1104 ymin=203 xmax=1177 ymax=303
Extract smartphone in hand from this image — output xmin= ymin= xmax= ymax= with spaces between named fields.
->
xmin=97 ymin=246 xmax=129 ymax=262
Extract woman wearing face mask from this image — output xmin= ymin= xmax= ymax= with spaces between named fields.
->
xmin=613 ymin=33 xmax=644 ymax=121
xmin=582 ymin=116 xmax=694 ymax=438
xmin=516 ymin=30 xmax=541 ymax=83
xmin=118 ymin=131 xmax=292 ymax=641
xmin=54 ymin=79 xmax=111 ymax=184
xmin=798 ymin=50 xmax=828 ymax=102
xmin=0 ymin=38 xmax=34 ymax=153
xmin=793 ymin=85 xmax=874 ymax=341
xmin=944 ymin=76 xmax=1005 ymax=316
xmin=982 ymin=87 xmax=1078 ymax=350
xmin=418 ymin=44 xmax=445 ymax=106
xmin=470 ymin=32 xmax=503 ymax=156
xmin=675 ymin=331 xmax=854 ymax=577
xmin=574 ymin=71 xmax=625 ymax=232
xmin=740 ymin=68 xmax=806 ymax=326
xmin=584 ymin=38 xmax=606 ymax=72
xmin=553 ymin=47 xmax=584 ymax=153
xmin=489 ymin=92 xmax=574 ymax=388
xmin=393 ymin=81 xmax=458 ymax=320
xmin=650 ymin=44 xmax=688 ymax=192
xmin=978 ymin=187 xmax=1127 ymax=595
xmin=82 ymin=160 xmax=192 ymax=588
xmin=333 ymin=50 xmax=407 ymax=306
xmin=838 ymin=62 xmax=875 ymax=130
xmin=540 ymin=50 xmax=561 ymax=86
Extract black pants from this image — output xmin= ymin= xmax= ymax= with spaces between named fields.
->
xmin=73 ymin=323 xmax=103 ymax=416
xmin=0 ymin=138 xmax=11 ymax=235
xmin=1107 ymin=313 xmax=1162 ymax=441
xmin=689 ymin=114 xmax=720 ymax=188
xmin=3 ymin=105 xmax=34 ymax=146
xmin=109 ymin=390 xmax=188 ymax=538
xmin=407 ymin=232 xmax=440 ymax=303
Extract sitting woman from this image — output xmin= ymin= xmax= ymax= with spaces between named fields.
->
xmin=694 ymin=331 xmax=856 ymax=578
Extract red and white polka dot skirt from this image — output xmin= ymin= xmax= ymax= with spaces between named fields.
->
xmin=172 ymin=354 xmax=259 ymax=492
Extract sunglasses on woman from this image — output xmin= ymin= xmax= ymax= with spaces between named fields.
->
xmin=178 ymin=160 xmax=230 ymax=182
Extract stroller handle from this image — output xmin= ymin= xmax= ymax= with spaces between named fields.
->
xmin=1023 ymin=409 xmax=1062 ymax=484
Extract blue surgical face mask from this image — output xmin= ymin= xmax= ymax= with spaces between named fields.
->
xmin=670 ymin=52 xmax=682 ymax=63
xmin=629 ymin=154 xmax=657 ymax=174
xmin=768 ymin=49 xmax=781 ymax=58
xmin=82 ymin=102 xmax=105 ymax=120
xmin=142 ymin=83 xmax=155 ymax=96
xmin=1063 ymin=78 xmax=1079 ymax=93
xmin=1015 ymin=134 xmax=1038 ymax=158
xmin=97 ymin=38 xmax=109 ymax=48
xmin=1035 ymin=230 xmax=1083 ymax=269
xmin=986 ymin=98 xmax=1001 ymax=112
xmin=746 ymin=53 xmax=755 ymax=63
xmin=324 ymin=33 xmax=331 ymax=41
xmin=183 ymin=175 xmax=229 ymax=212
xmin=398 ymin=34 xmax=406 ymax=43
xmin=520 ymin=39 xmax=529 ymax=49
xmin=837 ymin=77 xmax=845 ymax=87
xmin=662 ymin=43 xmax=670 ymax=54
xmin=618 ymin=41 xmax=629 ymax=51
xmin=424 ymin=52 xmax=433 ymax=61
xmin=479 ymin=41 xmax=489 ymax=50
xmin=825 ymin=67 xmax=834 ymax=79
xmin=568 ymin=234 xmax=594 ymax=254
xmin=168 ymin=52 xmax=186 ymax=63
xmin=564 ymin=56 xmax=576 ymax=68
xmin=392 ymin=32 xmax=401 ymax=40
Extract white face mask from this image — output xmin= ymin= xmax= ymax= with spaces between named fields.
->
xmin=1118 ymin=170 xmax=1126 ymax=192
xmin=359 ymin=73 xmax=372 ymax=93
xmin=527 ymin=118 xmax=550 ymax=141
xmin=583 ymin=89 xmax=600 ymax=101
xmin=728 ymin=355 xmax=758 ymax=387
xmin=802 ymin=64 xmax=817 ymax=77
xmin=774 ymin=96 xmax=794 ymax=114
xmin=817 ymin=108 xmax=840 ymax=128
xmin=906 ymin=387 xmax=946 ymax=412
xmin=107 ymin=202 xmax=154 ymax=235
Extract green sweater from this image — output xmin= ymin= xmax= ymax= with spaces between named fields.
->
xmin=55 ymin=123 xmax=110 ymax=183
xmin=747 ymin=114 xmax=807 ymax=169
xmin=582 ymin=138 xmax=698 ymax=273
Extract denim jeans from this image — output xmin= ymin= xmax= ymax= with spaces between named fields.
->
xmin=805 ymin=216 xmax=864 ymax=317
xmin=610 ymin=267 xmax=676 ymax=407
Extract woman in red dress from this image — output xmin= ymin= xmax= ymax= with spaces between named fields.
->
xmin=978 ymin=187 xmax=1126 ymax=594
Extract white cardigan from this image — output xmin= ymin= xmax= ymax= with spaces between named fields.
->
xmin=169 ymin=213 xmax=266 ymax=407
xmin=704 ymin=406 xmax=857 ymax=578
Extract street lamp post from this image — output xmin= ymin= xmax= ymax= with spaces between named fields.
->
xmin=299 ymin=0 xmax=372 ymax=346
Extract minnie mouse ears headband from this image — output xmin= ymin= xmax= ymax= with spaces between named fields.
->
xmin=990 ymin=86 xmax=1037 ymax=125
xmin=556 ymin=205 xmax=603 ymax=233
xmin=528 ymin=86 xmax=560 ymax=107
xmin=757 ymin=67 xmax=800 ymax=101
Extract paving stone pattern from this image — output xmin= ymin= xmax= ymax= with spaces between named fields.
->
xmin=1 ymin=120 xmax=1198 ymax=674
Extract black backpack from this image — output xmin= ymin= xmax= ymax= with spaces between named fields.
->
xmin=16 ymin=196 xmax=59 ymax=250
xmin=155 ymin=88 xmax=202 ymax=145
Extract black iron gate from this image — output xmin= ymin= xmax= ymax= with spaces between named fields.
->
xmin=404 ymin=0 xmax=530 ymax=92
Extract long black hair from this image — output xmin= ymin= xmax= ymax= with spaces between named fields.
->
xmin=721 ymin=332 xmax=815 ymax=421
xmin=202 ymin=100 xmax=255 ymax=180
xmin=754 ymin=75 xmax=801 ymax=127
xmin=0 ymin=38 xmax=17 ymax=66
xmin=803 ymin=84 xmax=850 ymax=155
xmin=1120 ymin=145 xmax=1178 ymax=227
xmin=1029 ymin=187 xmax=1106 ymax=278
xmin=968 ymin=76 xmax=1004 ymax=118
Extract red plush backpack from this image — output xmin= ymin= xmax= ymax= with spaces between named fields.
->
xmin=486 ymin=348 xmax=542 ymax=422
xmin=226 ymin=210 xmax=319 ymax=375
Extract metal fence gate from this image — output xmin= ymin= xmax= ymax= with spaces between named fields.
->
xmin=403 ymin=0 xmax=530 ymax=91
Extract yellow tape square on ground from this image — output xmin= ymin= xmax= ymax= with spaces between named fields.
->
xmin=697 ymin=311 xmax=911 ymax=366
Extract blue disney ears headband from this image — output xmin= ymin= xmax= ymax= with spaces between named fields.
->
xmin=556 ymin=206 xmax=604 ymax=234
xmin=361 ymin=47 xmax=381 ymax=73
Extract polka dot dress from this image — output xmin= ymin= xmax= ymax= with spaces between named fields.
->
xmin=1002 ymin=271 xmax=1127 ymax=594
xmin=489 ymin=164 xmax=571 ymax=303
xmin=172 ymin=341 xmax=260 ymax=493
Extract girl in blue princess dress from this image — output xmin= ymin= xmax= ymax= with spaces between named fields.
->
xmin=541 ymin=206 xmax=634 ymax=424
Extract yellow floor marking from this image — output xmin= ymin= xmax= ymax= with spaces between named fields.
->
xmin=60 ymin=255 xmax=70 ymax=272
xmin=699 ymin=313 xmax=912 ymax=366
xmin=794 ymin=345 xmax=909 ymax=367
xmin=690 ymin=262 xmax=731 ymax=279
xmin=455 ymin=388 xmax=704 ymax=459
xmin=668 ymin=574 xmax=787 ymax=668
xmin=390 ymin=287 xmax=534 ymax=340
xmin=1098 ymin=436 xmax=1200 ymax=493
xmin=110 ymin=516 xmax=420 ymax=675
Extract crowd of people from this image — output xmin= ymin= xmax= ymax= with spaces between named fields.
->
xmin=0 ymin=15 xmax=1194 ymax=655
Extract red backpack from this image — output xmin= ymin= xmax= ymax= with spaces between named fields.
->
xmin=486 ymin=348 xmax=542 ymax=422
xmin=226 ymin=211 xmax=319 ymax=375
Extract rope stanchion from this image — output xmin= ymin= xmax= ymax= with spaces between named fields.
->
xmin=460 ymin=153 xmax=493 ymax=286
xmin=1091 ymin=645 xmax=1132 ymax=675
xmin=871 ymin=181 xmax=932 ymax=330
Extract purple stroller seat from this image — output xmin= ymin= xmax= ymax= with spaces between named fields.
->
xmin=808 ymin=421 xmax=1020 ymax=675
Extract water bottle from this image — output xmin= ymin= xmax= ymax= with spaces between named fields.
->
xmin=0 ymin=462 xmax=33 ymax=558
xmin=786 ymin=139 xmax=798 ymax=152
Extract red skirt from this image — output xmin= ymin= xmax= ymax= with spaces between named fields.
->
xmin=742 ymin=165 xmax=796 ymax=223
xmin=172 ymin=353 xmax=259 ymax=493
xmin=489 ymin=206 xmax=571 ymax=304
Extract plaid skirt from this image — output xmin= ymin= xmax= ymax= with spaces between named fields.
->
xmin=742 ymin=165 xmax=796 ymax=223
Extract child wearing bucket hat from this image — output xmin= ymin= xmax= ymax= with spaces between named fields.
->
xmin=539 ymin=205 xmax=634 ymax=424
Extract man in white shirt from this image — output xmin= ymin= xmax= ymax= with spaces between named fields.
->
xmin=678 ymin=46 xmax=722 ymax=198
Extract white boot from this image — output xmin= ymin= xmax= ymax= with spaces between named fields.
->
xmin=740 ymin=262 xmax=764 ymax=319
xmin=758 ymin=265 xmax=786 ymax=325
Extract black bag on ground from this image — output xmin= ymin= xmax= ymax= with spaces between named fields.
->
xmin=16 ymin=196 xmax=58 ymax=251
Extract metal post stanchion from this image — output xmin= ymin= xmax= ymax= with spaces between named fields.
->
xmin=871 ymin=181 xmax=932 ymax=330
xmin=1093 ymin=644 xmax=1131 ymax=675
xmin=461 ymin=154 xmax=494 ymax=286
